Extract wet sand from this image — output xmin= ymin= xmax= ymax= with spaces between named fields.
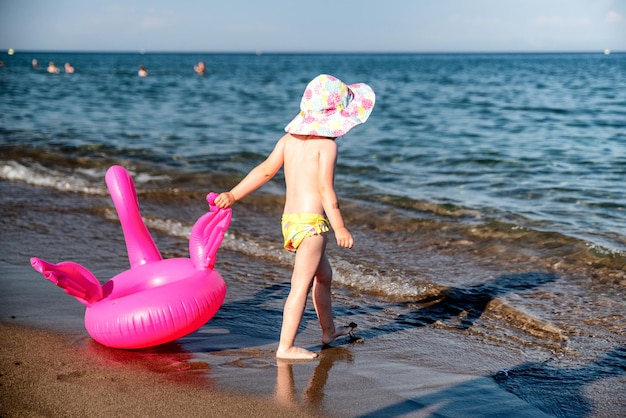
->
xmin=3 ymin=262 xmax=624 ymax=417
xmin=0 ymin=322 xmax=318 ymax=418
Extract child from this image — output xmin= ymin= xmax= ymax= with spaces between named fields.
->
xmin=214 ymin=74 xmax=375 ymax=360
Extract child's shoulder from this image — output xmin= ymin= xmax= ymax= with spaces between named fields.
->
xmin=283 ymin=133 xmax=337 ymax=144
xmin=282 ymin=134 xmax=337 ymax=152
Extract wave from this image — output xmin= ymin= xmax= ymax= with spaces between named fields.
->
xmin=0 ymin=160 xmax=169 ymax=195
xmin=101 ymin=207 xmax=435 ymax=299
xmin=3 ymin=152 xmax=625 ymax=285
xmin=0 ymin=160 xmax=108 ymax=195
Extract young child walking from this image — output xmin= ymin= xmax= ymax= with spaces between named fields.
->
xmin=214 ymin=74 xmax=375 ymax=360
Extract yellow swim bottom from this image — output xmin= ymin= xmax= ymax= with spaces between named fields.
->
xmin=281 ymin=213 xmax=330 ymax=252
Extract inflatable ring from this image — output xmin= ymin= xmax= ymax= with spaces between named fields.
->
xmin=31 ymin=165 xmax=232 ymax=349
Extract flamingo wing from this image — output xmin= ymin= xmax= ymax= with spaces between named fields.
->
xmin=30 ymin=257 xmax=103 ymax=306
xmin=188 ymin=193 xmax=232 ymax=270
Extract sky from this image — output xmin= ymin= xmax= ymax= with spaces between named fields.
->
xmin=1 ymin=0 xmax=624 ymax=53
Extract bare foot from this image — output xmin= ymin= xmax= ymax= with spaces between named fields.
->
xmin=321 ymin=325 xmax=353 ymax=345
xmin=276 ymin=346 xmax=319 ymax=360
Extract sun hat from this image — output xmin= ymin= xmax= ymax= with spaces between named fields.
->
xmin=284 ymin=74 xmax=375 ymax=138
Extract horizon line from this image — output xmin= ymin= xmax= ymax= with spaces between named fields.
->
xmin=3 ymin=48 xmax=622 ymax=55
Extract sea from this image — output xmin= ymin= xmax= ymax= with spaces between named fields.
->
xmin=1 ymin=51 xmax=625 ymax=416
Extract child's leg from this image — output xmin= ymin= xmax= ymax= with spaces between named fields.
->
xmin=276 ymin=234 xmax=325 ymax=360
xmin=312 ymin=252 xmax=353 ymax=345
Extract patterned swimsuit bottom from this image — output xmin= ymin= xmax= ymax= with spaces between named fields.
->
xmin=281 ymin=213 xmax=330 ymax=252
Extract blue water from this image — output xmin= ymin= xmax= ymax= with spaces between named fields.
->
xmin=2 ymin=51 xmax=625 ymax=252
xmin=2 ymin=53 xmax=626 ymax=414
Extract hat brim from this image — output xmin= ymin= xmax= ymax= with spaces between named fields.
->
xmin=284 ymin=83 xmax=375 ymax=137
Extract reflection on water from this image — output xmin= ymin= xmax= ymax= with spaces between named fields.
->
xmin=79 ymin=337 xmax=215 ymax=387
xmin=275 ymin=347 xmax=354 ymax=410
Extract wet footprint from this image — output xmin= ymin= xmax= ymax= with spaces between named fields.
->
xmin=56 ymin=370 xmax=88 ymax=382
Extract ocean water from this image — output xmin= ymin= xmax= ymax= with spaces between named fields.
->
xmin=3 ymin=52 xmax=626 ymax=251
xmin=1 ymin=52 xmax=625 ymax=415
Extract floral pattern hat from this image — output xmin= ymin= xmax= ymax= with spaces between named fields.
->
xmin=284 ymin=74 xmax=375 ymax=138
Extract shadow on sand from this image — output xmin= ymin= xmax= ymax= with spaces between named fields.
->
xmin=357 ymin=345 xmax=626 ymax=418
xmin=356 ymin=271 xmax=559 ymax=339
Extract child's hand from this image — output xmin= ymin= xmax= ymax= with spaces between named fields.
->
xmin=214 ymin=192 xmax=236 ymax=208
xmin=334 ymin=227 xmax=354 ymax=249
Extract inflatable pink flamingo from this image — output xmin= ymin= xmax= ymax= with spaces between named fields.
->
xmin=30 ymin=165 xmax=232 ymax=349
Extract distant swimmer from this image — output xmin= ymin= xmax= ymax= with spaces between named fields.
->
xmin=32 ymin=59 xmax=39 ymax=68
xmin=194 ymin=61 xmax=206 ymax=75
xmin=64 ymin=63 xmax=75 ymax=74
xmin=47 ymin=61 xmax=60 ymax=74
xmin=138 ymin=65 xmax=148 ymax=77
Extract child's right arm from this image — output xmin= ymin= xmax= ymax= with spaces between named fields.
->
xmin=214 ymin=138 xmax=285 ymax=208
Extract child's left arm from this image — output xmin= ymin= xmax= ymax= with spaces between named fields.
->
xmin=318 ymin=141 xmax=353 ymax=249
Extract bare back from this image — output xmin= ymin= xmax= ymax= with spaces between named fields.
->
xmin=282 ymin=133 xmax=338 ymax=216
xmin=215 ymin=132 xmax=347 ymax=239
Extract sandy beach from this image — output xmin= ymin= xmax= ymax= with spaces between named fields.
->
xmin=0 ymin=322 xmax=319 ymax=418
